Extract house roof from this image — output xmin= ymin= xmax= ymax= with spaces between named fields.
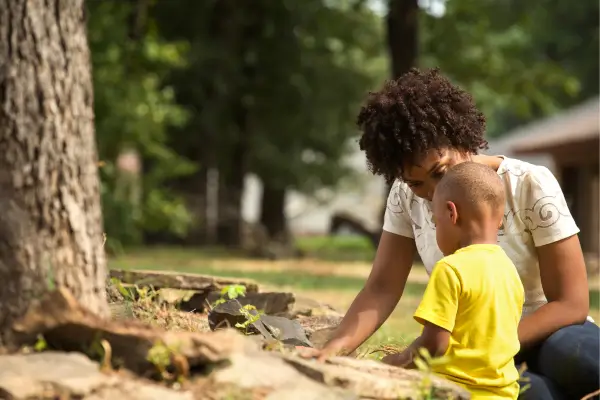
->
xmin=505 ymin=96 xmax=599 ymax=154
xmin=486 ymin=96 xmax=599 ymax=167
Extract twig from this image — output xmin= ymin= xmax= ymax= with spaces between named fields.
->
xmin=581 ymin=389 xmax=600 ymax=400
xmin=172 ymin=353 xmax=190 ymax=379
xmin=100 ymin=339 xmax=113 ymax=372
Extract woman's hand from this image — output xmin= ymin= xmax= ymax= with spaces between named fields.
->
xmin=295 ymin=340 xmax=349 ymax=362
xmin=381 ymin=351 xmax=412 ymax=367
xmin=308 ymin=232 xmax=416 ymax=356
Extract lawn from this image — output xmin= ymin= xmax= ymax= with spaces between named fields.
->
xmin=109 ymin=243 xmax=600 ymax=352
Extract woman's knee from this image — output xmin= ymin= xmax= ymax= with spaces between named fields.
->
xmin=537 ymin=321 xmax=600 ymax=398
xmin=539 ymin=321 xmax=599 ymax=367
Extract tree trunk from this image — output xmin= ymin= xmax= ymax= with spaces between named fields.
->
xmin=387 ymin=0 xmax=419 ymax=79
xmin=260 ymin=184 xmax=288 ymax=241
xmin=0 ymin=0 xmax=109 ymax=347
xmin=215 ymin=0 xmax=260 ymax=248
xmin=216 ymin=150 xmax=246 ymax=247
xmin=379 ymin=0 xmax=419 ymax=226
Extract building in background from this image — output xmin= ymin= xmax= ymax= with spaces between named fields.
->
xmin=242 ymin=149 xmax=386 ymax=236
xmin=244 ymin=97 xmax=599 ymax=261
xmin=489 ymin=97 xmax=599 ymax=263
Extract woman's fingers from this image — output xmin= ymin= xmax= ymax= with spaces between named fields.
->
xmin=296 ymin=346 xmax=320 ymax=359
xmin=295 ymin=346 xmax=334 ymax=362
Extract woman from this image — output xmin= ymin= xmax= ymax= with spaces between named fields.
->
xmin=304 ymin=68 xmax=599 ymax=399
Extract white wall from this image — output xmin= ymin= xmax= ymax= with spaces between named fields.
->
xmin=241 ymin=150 xmax=386 ymax=235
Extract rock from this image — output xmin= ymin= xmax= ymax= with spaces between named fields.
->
xmin=211 ymin=349 xmax=355 ymax=400
xmin=297 ymin=315 xmax=343 ymax=349
xmin=283 ymin=355 xmax=471 ymax=400
xmin=202 ymin=291 xmax=295 ymax=315
xmin=208 ymin=299 xmax=312 ymax=347
xmin=110 ymin=269 xmax=259 ymax=293
xmin=261 ymin=315 xmax=312 ymax=347
xmin=13 ymin=288 xmax=255 ymax=376
xmin=0 ymin=352 xmax=193 ymax=400
xmin=298 ymin=315 xmax=343 ymax=337
xmin=290 ymin=296 xmax=343 ymax=318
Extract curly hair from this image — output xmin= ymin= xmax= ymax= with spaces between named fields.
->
xmin=357 ymin=68 xmax=488 ymax=184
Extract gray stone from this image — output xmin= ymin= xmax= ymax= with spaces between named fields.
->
xmin=203 ymin=291 xmax=295 ymax=315
xmin=208 ymin=299 xmax=313 ymax=347
xmin=0 ymin=352 xmax=192 ymax=400
xmin=213 ymin=350 xmax=351 ymax=400
xmin=290 ymin=296 xmax=343 ymax=318
xmin=297 ymin=315 xmax=343 ymax=348
xmin=282 ymin=355 xmax=471 ymax=400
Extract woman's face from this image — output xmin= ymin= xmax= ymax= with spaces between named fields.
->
xmin=401 ymin=148 xmax=471 ymax=201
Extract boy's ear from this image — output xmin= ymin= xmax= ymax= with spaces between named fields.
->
xmin=446 ymin=201 xmax=458 ymax=224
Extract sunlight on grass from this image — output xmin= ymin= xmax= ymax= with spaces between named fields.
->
xmin=109 ymin=247 xmax=600 ymax=345
xmin=296 ymin=235 xmax=375 ymax=262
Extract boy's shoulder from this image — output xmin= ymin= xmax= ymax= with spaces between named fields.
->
xmin=438 ymin=245 xmax=517 ymax=276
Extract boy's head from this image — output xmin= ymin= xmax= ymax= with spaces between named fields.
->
xmin=432 ymin=161 xmax=505 ymax=255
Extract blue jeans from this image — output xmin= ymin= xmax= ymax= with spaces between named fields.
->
xmin=515 ymin=321 xmax=600 ymax=400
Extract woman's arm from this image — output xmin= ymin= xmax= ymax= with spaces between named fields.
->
xmin=518 ymin=235 xmax=589 ymax=348
xmin=315 ymin=231 xmax=416 ymax=358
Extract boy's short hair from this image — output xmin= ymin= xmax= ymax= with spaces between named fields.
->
xmin=436 ymin=162 xmax=505 ymax=213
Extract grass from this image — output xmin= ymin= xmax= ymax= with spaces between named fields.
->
xmin=109 ymin=245 xmax=600 ymax=352
xmin=110 ymin=259 xmax=427 ymax=295
xmin=295 ymin=235 xmax=375 ymax=262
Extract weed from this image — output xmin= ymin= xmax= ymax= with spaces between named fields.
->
xmin=212 ymin=284 xmax=247 ymax=307
xmin=33 ymin=335 xmax=47 ymax=352
xmin=518 ymin=363 xmax=531 ymax=396
xmin=147 ymin=340 xmax=186 ymax=382
xmin=410 ymin=347 xmax=451 ymax=400
xmin=235 ymin=304 xmax=263 ymax=330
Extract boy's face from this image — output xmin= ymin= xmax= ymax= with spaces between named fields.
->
xmin=432 ymin=190 xmax=460 ymax=256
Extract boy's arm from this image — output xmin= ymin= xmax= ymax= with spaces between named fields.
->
xmin=383 ymin=261 xmax=460 ymax=368
xmin=383 ymin=323 xmax=450 ymax=368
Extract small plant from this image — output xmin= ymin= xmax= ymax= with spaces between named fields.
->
xmin=212 ymin=284 xmax=247 ymax=307
xmin=110 ymin=277 xmax=158 ymax=306
xmin=208 ymin=285 xmax=266 ymax=334
xmin=33 ymin=335 xmax=48 ymax=352
xmin=518 ymin=363 xmax=531 ymax=396
xmin=235 ymin=304 xmax=263 ymax=330
xmin=147 ymin=340 xmax=186 ymax=381
xmin=412 ymin=347 xmax=451 ymax=400
xmin=110 ymin=277 xmax=136 ymax=300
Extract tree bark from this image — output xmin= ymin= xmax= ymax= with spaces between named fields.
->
xmin=387 ymin=0 xmax=419 ymax=79
xmin=0 ymin=0 xmax=109 ymax=347
xmin=215 ymin=0 xmax=260 ymax=248
xmin=260 ymin=184 xmax=288 ymax=241
xmin=379 ymin=0 xmax=419 ymax=226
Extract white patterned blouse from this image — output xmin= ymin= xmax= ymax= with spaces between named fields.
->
xmin=383 ymin=156 xmax=581 ymax=317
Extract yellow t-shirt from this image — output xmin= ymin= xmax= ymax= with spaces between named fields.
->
xmin=413 ymin=244 xmax=524 ymax=400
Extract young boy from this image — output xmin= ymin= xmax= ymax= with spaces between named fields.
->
xmin=383 ymin=162 xmax=524 ymax=399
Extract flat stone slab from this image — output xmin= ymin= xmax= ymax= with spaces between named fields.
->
xmin=208 ymin=299 xmax=313 ymax=347
xmin=110 ymin=269 xmax=259 ymax=293
xmin=0 ymin=352 xmax=192 ymax=400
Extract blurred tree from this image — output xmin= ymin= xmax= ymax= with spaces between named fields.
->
xmin=251 ymin=1 xmax=386 ymax=242
xmin=420 ymin=0 xmax=587 ymax=136
xmin=0 ymin=0 xmax=108 ymax=345
xmin=87 ymin=0 xmax=196 ymax=250
xmin=507 ymin=0 xmax=598 ymax=106
xmin=377 ymin=0 xmax=420 ymax=228
xmin=154 ymin=0 xmax=386 ymax=246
